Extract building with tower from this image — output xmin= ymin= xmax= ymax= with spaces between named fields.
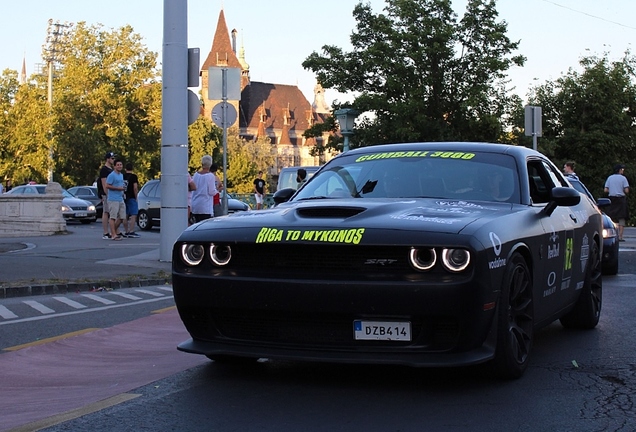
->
xmin=200 ymin=9 xmax=335 ymax=175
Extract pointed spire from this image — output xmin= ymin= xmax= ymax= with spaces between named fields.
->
xmin=201 ymin=9 xmax=242 ymax=71
xmin=20 ymin=55 xmax=27 ymax=84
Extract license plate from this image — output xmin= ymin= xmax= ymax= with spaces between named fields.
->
xmin=75 ymin=212 xmax=87 ymax=217
xmin=353 ymin=320 xmax=411 ymax=341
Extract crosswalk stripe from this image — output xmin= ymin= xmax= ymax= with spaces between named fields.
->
xmin=109 ymin=292 xmax=142 ymax=300
xmin=81 ymin=294 xmax=117 ymax=305
xmin=24 ymin=300 xmax=55 ymax=314
xmin=53 ymin=297 xmax=87 ymax=309
xmin=135 ymin=289 xmax=165 ymax=297
xmin=154 ymin=286 xmax=173 ymax=293
xmin=0 ymin=305 xmax=18 ymax=320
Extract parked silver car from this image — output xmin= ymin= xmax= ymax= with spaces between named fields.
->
xmin=7 ymin=184 xmax=97 ymax=224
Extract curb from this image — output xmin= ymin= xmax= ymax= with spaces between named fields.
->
xmin=0 ymin=277 xmax=172 ymax=299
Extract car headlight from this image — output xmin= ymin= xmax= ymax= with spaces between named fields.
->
xmin=88 ymin=204 xmax=96 ymax=211
xmin=209 ymin=243 xmax=232 ymax=266
xmin=441 ymin=248 xmax=471 ymax=272
xmin=409 ymin=247 xmax=437 ymax=271
xmin=181 ymin=244 xmax=205 ymax=266
xmin=61 ymin=205 xmax=71 ymax=212
xmin=603 ymin=226 xmax=617 ymax=239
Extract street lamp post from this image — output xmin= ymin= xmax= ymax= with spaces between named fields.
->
xmin=334 ymin=108 xmax=359 ymax=152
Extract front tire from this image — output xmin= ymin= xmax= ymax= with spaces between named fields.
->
xmin=491 ymin=252 xmax=534 ymax=379
xmin=137 ymin=210 xmax=152 ymax=230
xmin=560 ymin=240 xmax=602 ymax=329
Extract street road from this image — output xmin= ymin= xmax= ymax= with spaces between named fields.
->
xmin=1 ymin=254 xmax=635 ymax=431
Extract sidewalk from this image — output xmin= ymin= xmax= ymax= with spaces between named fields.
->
xmin=0 ymin=225 xmax=171 ymax=298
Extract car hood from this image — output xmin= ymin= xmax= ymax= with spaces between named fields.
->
xmin=189 ymin=198 xmax=516 ymax=235
xmin=62 ymin=197 xmax=92 ymax=207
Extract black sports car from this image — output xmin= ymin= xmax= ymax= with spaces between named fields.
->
xmin=172 ymin=142 xmax=604 ymax=379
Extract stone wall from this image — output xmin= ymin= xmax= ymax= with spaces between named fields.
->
xmin=0 ymin=183 xmax=67 ymax=237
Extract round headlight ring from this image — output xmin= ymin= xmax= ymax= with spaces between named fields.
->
xmin=409 ymin=247 xmax=437 ymax=271
xmin=210 ymin=243 xmax=232 ymax=266
xmin=181 ymin=243 xmax=205 ymax=266
xmin=441 ymin=248 xmax=471 ymax=272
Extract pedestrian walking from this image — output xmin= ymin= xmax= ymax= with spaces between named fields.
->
xmin=98 ymin=152 xmax=115 ymax=239
xmin=190 ymin=155 xmax=218 ymax=222
xmin=211 ymin=163 xmax=223 ymax=217
xmin=604 ymin=164 xmax=630 ymax=241
xmin=106 ymin=159 xmax=127 ymax=241
xmin=253 ymin=170 xmax=266 ymax=209
xmin=123 ymin=162 xmax=140 ymax=238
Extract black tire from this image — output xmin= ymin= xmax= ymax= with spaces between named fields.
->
xmin=137 ymin=210 xmax=152 ymax=230
xmin=560 ymin=240 xmax=602 ymax=329
xmin=491 ymin=252 xmax=534 ymax=379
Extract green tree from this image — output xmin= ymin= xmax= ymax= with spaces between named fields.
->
xmin=224 ymin=130 xmax=276 ymax=193
xmin=52 ymin=22 xmax=162 ymax=187
xmin=528 ymin=51 xmax=636 ymax=211
xmin=188 ymin=117 xmax=222 ymax=173
xmin=302 ymin=0 xmax=525 ymax=148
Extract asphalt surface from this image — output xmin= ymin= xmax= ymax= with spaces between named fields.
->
xmin=0 ymin=223 xmax=171 ymax=298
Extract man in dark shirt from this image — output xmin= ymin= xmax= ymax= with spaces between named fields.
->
xmin=253 ymin=171 xmax=266 ymax=210
xmin=123 ymin=162 xmax=140 ymax=238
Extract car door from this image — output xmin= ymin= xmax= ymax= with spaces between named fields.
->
xmin=146 ymin=181 xmax=162 ymax=224
xmin=528 ymin=158 xmax=587 ymax=317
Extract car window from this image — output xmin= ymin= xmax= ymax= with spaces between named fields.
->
xmin=294 ymin=151 xmax=520 ymax=203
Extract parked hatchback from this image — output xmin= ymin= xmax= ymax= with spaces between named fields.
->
xmin=137 ymin=179 xmax=249 ymax=230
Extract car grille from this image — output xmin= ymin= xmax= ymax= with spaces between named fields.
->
xmin=70 ymin=205 xmax=87 ymax=211
xmin=180 ymin=308 xmax=460 ymax=350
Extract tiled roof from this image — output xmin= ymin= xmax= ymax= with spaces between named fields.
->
xmin=240 ymin=82 xmax=328 ymax=142
xmin=201 ymin=10 xmax=242 ymax=71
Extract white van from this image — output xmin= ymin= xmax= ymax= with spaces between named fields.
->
xmin=276 ymin=166 xmax=321 ymax=191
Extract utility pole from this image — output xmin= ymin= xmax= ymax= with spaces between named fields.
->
xmin=42 ymin=19 xmax=71 ymax=182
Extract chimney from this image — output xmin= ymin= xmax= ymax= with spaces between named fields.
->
xmin=231 ymin=29 xmax=237 ymax=54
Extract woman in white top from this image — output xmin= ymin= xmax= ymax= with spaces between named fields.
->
xmin=190 ymin=155 xmax=218 ymax=222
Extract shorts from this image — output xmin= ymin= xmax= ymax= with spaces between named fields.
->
xmin=101 ymin=196 xmax=109 ymax=215
xmin=125 ymin=198 xmax=139 ymax=216
xmin=108 ymin=201 xmax=127 ymax=220
xmin=618 ymin=218 xmax=626 ymax=227
xmin=255 ymin=194 xmax=263 ymax=204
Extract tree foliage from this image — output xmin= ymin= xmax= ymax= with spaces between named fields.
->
xmin=527 ymin=51 xmax=636 ymax=221
xmin=302 ymin=0 xmax=525 ymax=148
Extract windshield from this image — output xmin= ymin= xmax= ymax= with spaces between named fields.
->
xmin=293 ymin=150 xmax=520 ymax=204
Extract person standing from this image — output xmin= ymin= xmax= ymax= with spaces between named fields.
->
xmin=211 ymin=163 xmax=223 ymax=217
xmin=123 ymin=162 xmax=140 ymax=238
xmin=296 ymin=168 xmax=307 ymax=188
xmin=604 ymin=164 xmax=630 ymax=241
xmin=98 ymin=152 xmax=115 ymax=239
xmin=563 ymin=161 xmax=579 ymax=180
xmin=190 ymin=155 xmax=218 ymax=222
xmin=253 ymin=170 xmax=266 ymax=210
xmin=187 ymin=172 xmax=196 ymax=225
xmin=106 ymin=159 xmax=127 ymax=241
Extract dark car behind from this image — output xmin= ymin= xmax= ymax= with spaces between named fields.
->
xmin=137 ymin=179 xmax=249 ymax=230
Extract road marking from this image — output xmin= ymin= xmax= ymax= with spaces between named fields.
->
xmin=135 ymin=289 xmax=165 ymax=297
xmin=3 ymin=328 xmax=99 ymax=351
xmin=53 ymin=297 xmax=87 ymax=309
xmin=0 ymin=295 xmax=173 ymax=326
xmin=23 ymin=300 xmax=55 ymax=314
xmin=81 ymin=294 xmax=117 ymax=305
xmin=0 ymin=305 xmax=18 ymax=319
xmin=109 ymin=291 xmax=142 ymax=300
xmin=155 ymin=286 xmax=173 ymax=293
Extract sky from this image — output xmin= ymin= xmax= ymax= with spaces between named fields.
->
xmin=1 ymin=0 xmax=635 ymax=106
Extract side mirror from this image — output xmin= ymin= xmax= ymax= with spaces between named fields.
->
xmin=273 ymin=187 xmax=296 ymax=205
xmin=596 ymin=197 xmax=611 ymax=208
xmin=543 ymin=187 xmax=581 ymax=216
